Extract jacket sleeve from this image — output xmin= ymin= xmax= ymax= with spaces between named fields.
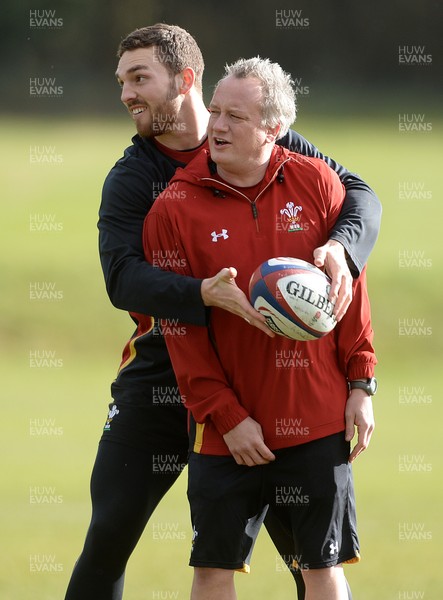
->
xmin=277 ymin=130 xmax=381 ymax=276
xmin=98 ymin=156 xmax=207 ymax=325
xmin=335 ymin=266 xmax=377 ymax=379
xmin=143 ymin=207 xmax=249 ymax=434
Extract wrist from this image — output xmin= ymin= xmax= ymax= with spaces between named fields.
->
xmin=349 ymin=377 xmax=378 ymax=396
xmin=200 ymin=278 xmax=211 ymax=307
xmin=326 ymin=238 xmax=344 ymax=250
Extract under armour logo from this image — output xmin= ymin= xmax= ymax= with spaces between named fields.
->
xmin=211 ymin=229 xmax=229 ymax=242
xmin=329 ymin=541 xmax=339 ymax=555
xmin=191 ymin=526 xmax=199 ymax=553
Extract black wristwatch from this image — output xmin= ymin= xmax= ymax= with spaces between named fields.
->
xmin=349 ymin=377 xmax=378 ymax=396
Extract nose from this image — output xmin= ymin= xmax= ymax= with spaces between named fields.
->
xmin=211 ymin=113 xmax=229 ymax=132
xmin=120 ymin=82 xmax=136 ymax=104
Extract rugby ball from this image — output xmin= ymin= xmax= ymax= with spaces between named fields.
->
xmin=249 ymin=257 xmax=337 ymax=341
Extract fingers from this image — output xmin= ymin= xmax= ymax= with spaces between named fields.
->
xmin=223 ymin=417 xmax=276 ymax=466
xmin=313 ymin=246 xmax=326 ymax=268
xmin=256 ymin=444 xmax=276 ymax=463
xmin=243 ymin=308 xmax=275 ymax=338
xmin=346 ymin=417 xmax=375 ymax=463
xmin=348 ymin=438 xmax=363 ymax=463
xmin=344 ymin=410 xmax=355 ymax=444
xmin=345 ymin=392 xmax=375 ymax=463
xmin=201 ymin=267 xmax=275 ymax=337
xmin=329 ymin=272 xmax=353 ymax=322
xmin=231 ymin=438 xmax=276 ymax=466
xmin=313 ymin=242 xmax=353 ymax=322
xmin=233 ymin=446 xmax=276 ymax=467
xmin=348 ymin=425 xmax=373 ymax=463
xmin=219 ymin=266 xmax=237 ymax=282
xmin=223 ymin=267 xmax=274 ymax=336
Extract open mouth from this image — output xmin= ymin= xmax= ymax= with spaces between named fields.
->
xmin=214 ymin=137 xmax=230 ymax=146
xmin=130 ymin=106 xmax=147 ymax=116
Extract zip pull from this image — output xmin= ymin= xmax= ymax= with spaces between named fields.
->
xmin=251 ymin=202 xmax=258 ymax=219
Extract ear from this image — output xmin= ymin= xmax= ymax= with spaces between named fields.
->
xmin=265 ymin=123 xmax=281 ymax=143
xmin=177 ymin=67 xmax=196 ymax=95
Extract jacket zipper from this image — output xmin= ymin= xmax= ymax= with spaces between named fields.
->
xmin=200 ymin=157 xmax=292 ymax=233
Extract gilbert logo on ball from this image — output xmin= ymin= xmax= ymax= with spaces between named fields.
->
xmin=249 ymin=257 xmax=337 ymax=341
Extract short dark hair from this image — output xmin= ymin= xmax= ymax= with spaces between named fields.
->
xmin=117 ymin=23 xmax=204 ymax=91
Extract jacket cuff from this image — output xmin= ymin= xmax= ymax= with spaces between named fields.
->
xmin=347 ymin=358 xmax=376 ymax=381
xmin=212 ymin=402 xmax=250 ymax=436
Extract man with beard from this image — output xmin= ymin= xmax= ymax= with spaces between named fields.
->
xmin=64 ymin=23 xmax=381 ymax=600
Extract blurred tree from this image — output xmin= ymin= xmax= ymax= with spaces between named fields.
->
xmin=1 ymin=0 xmax=441 ymax=115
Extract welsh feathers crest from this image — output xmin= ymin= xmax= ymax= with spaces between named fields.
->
xmin=280 ymin=202 xmax=303 ymax=231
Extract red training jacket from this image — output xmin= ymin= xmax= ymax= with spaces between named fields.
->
xmin=143 ymin=145 xmax=376 ymax=455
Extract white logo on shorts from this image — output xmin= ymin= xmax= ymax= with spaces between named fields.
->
xmin=190 ymin=526 xmax=199 ymax=553
xmin=329 ymin=540 xmax=339 ymax=555
xmin=103 ymin=404 xmax=120 ymax=431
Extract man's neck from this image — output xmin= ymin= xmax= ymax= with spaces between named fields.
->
xmin=154 ymin=93 xmax=209 ymax=151
xmin=216 ymin=158 xmax=271 ymax=188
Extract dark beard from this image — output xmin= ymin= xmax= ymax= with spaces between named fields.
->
xmin=136 ymin=81 xmax=180 ymax=138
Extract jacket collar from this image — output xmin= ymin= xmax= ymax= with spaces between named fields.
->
xmin=170 ymin=144 xmax=293 ymax=191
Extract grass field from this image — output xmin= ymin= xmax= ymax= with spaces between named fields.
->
xmin=1 ymin=115 xmax=442 ymax=599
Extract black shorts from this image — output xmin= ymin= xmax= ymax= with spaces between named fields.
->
xmin=187 ymin=432 xmax=360 ymax=571
xmin=100 ymin=386 xmax=189 ymax=453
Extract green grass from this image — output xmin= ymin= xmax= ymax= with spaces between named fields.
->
xmin=2 ymin=115 xmax=442 ymax=599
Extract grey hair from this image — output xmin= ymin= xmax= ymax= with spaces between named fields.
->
xmin=218 ymin=56 xmax=297 ymax=139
